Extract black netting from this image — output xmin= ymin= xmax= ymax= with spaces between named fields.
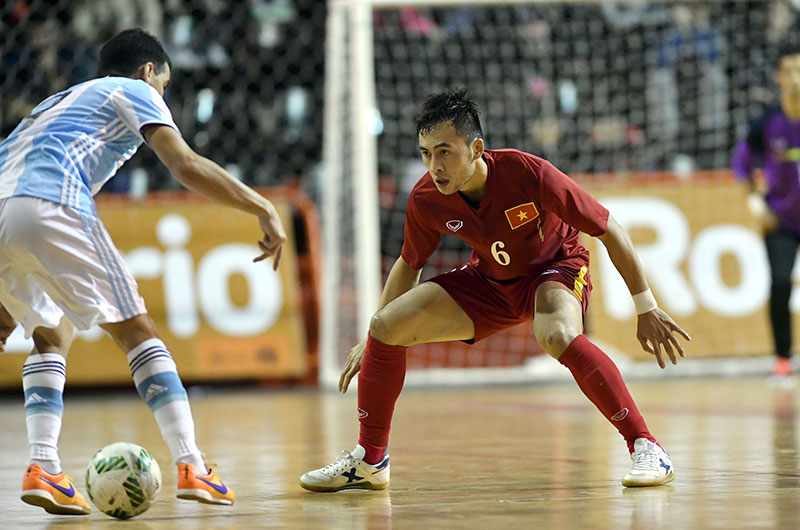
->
xmin=1 ymin=0 xmax=326 ymax=193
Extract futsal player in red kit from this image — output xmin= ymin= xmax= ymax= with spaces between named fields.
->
xmin=301 ymin=89 xmax=690 ymax=491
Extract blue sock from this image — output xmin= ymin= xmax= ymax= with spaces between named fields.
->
xmin=23 ymin=353 xmax=66 ymax=474
xmin=127 ymin=338 xmax=206 ymax=471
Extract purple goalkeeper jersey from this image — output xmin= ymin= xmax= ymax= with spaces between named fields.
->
xmin=732 ymin=106 xmax=800 ymax=236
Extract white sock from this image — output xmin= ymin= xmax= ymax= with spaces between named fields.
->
xmin=127 ymin=338 xmax=206 ymax=472
xmin=22 ymin=353 xmax=66 ymax=475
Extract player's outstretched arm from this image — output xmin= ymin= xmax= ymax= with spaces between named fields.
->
xmin=144 ymin=125 xmax=287 ymax=270
xmin=338 ymin=256 xmax=422 ymax=392
xmin=597 ymin=215 xmax=691 ymax=368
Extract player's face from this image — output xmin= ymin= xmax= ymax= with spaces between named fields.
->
xmin=418 ymin=122 xmax=483 ymax=196
xmin=777 ymin=54 xmax=800 ymax=100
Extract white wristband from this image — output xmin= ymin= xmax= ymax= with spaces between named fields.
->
xmin=632 ymin=288 xmax=658 ymax=315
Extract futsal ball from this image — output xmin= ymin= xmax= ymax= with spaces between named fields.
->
xmin=85 ymin=442 xmax=162 ymax=519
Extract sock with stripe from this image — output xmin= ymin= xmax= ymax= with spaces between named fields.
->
xmin=357 ymin=334 xmax=407 ymax=464
xmin=22 ymin=353 xmax=66 ymax=475
xmin=127 ymin=338 xmax=206 ymax=472
xmin=558 ymin=335 xmax=656 ymax=452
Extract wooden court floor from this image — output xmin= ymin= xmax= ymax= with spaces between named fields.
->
xmin=2 ymin=376 xmax=800 ymax=529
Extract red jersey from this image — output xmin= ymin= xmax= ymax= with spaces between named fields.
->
xmin=401 ymin=149 xmax=609 ymax=280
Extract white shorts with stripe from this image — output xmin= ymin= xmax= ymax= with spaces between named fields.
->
xmin=0 ymin=196 xmax=147 ymax=337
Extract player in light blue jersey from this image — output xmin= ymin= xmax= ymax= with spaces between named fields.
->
xmin=0 ymin=28 xmax=286 ymax=514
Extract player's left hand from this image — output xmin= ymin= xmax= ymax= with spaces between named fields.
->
xmin=339 ymin=337 xmax=368 ymax=393
xmin=636 ymin=308 xmax=691 ymax=369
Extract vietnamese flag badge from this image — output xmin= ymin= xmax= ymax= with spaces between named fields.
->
xmin=504 ymin=202 xmax=539 ymax=230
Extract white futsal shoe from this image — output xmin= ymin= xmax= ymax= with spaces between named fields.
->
xmin=622 ymin=438 xmax=674 ymax=487
xmin=300 ymin=444 xmax=390 ymax=492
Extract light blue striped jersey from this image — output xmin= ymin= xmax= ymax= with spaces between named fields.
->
xmin=0 ymin=76 xmax=178 ymax=215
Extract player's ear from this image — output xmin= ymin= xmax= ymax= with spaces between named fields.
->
xmin=134 ymin=62 xmax=155 ymax=81
xmin=471 ymin=137 xmax=484 ymax=160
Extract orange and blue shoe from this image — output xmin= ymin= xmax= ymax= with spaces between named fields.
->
xmin=176 ymin=463 xmax=235 ymax=505
xmin=21 ymin=465 xmax=91 ymax=515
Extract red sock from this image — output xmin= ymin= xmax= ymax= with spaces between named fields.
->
xmin=558 ymin=335 xmax=655 ymax=452
xmin=358 ymin=334 xmax=407 ymax=464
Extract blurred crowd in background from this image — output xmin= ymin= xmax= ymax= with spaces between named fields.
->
xmin=1 ymin=0 xmax=325 ymax=194
xmin=2 ymin=1 xmax=800 ymax=199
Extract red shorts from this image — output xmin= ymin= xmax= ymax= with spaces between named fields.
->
xmin=427 ymin=256 xmax=592 ymax=344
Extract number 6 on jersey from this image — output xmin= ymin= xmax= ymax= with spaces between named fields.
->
xmin=491 ymin=240 xmax=510 ymax=266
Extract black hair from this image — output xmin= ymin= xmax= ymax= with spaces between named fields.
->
xmin=415 ymin=88 xmax=483 ymax=143
xmin=777 ymin=40 xmax=800 ymax=65
xmin=97 ymin=28 xmax=171 ymax=78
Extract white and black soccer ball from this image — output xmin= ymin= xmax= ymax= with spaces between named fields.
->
xmin=85 ymin=442 xmax=162 ymax=519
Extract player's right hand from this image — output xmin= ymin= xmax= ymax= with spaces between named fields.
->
xmin=253 ymin=204 xmax=287 ymax=271
xmin=636 ymin=308 xmax=691 ymax=369
xmin=339 ymin=337 xmax=368 ymax=393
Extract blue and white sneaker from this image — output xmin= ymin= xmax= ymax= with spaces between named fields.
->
xmin=300 ymin=444 xmax=390 ymax=492
xmin=622 ymin=438 xmax=674 ymax=487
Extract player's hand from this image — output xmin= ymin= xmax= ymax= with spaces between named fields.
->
xmin=747 ymin=193 xmax=779 ymax=234
xmin=636 ymin=308 xmax=691 ymax=369
xmin=253 ymin=204 xmax=287 ymax=271
xmin=339 ymin=337 xmax=368 ymax=393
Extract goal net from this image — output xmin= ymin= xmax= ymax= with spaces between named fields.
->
xmin=321 ymin=0 xmax=788 ymax=389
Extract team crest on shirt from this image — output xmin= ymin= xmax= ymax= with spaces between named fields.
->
xmin=504 ymin=202 xmax=539 ymax=230
xmin=446 ymin=220 xmax=464 ymax=232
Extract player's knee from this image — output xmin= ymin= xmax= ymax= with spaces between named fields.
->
xmin=103 ymin=314 xmax=159 ymax=351
xmin=538 ymin=326 xmax=579 ymax=358
xmin=368 ymin=312 xmax=392 ymax=343
xmin=32 ymin=328 xmax=73 ymax=356
xmin=369 ymin=310 xmax=409 ymax=345
xmin=0 ymin=304 xmax=16 ymax=328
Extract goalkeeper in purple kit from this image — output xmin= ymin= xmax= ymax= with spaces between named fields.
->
xmin=732 ymin=41 xmax=800 ymax=379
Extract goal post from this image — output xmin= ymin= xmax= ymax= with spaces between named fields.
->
xmin=321 ymin=0 xmax=383 ymax=389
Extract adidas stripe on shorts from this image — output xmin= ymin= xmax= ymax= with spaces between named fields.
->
xmin=0 ymin=196 xmax=146 ymax=337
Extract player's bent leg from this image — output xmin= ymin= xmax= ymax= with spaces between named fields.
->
xmin=24 ymin=319 xmax=72 ymax=476
xmin=101 ymin=315 xmax=235 ymax=505
xmin=362 ymin=282 xmax=475 ymax=460
xmin=370 ymin=281 xmax=476 ymax=346
xmin=534 ymin=281 xmax=673 ymax=487
xmin=302 ymin=282 xmax=474 ymax=492
xmin=532 ymin=282 xmax=584 ymax=358
xmin=19 ymin=334 xmax=91 ymax=514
